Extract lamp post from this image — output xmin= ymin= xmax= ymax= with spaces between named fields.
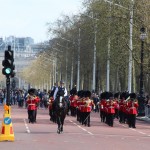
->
xmin=138 ymin=27 xmax=147 ymax=116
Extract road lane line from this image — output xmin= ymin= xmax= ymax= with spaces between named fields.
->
xmin=69 ymin=120 xmax=94 ymax=135
xmin=138 ymin=131 xmax=146 ymax=135
xmin=115 ymin=122 xmax=149 ymax=136
xmin=129 ymin=128 xmax=136 ymax=131
xmin=24 ymin=119 xmax=30 ymax=133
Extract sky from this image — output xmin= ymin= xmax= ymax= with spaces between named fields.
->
xmin=0 ymin=0 xmax=83 ymax=43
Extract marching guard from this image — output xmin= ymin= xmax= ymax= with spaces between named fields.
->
xmin=99 ymin=92 xmax=107 ymax=122
xmin=105 ymin=92 xmax=115 ymax=127
xmin=82 ymin=91 xmax=95 ymax=127
xmin=127 ymin=93 xmax=139 ymax=128
xmin=69 ymin=88 xmax=78 ymax=117
xmin=76 ymin=90 xmax=85 ymax=123
xmin=26 ymin=88 xmax=40 ymax=123
xmin=113 ymin=93 xmax=120 ymax=119
xmin=48 ymin=96 xmax=55 ymax=122
xmin=119 ymin=92 xmax=129 ymax=124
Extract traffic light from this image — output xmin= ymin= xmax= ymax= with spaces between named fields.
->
xmin=2 ymin=45 xmax=15 ymax=78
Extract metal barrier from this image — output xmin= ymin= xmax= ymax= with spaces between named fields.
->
xmin=145 ymin=105 xmax=150 ymax=118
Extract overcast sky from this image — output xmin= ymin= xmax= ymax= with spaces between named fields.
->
xmin=0 ymin=0 xmax=83 ymax=43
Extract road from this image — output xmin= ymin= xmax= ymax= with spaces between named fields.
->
xmin=0 ymin=105 xmax=150 ymax=150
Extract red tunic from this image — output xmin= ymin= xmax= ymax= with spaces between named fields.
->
xmin=119 ymin=99 xmax=124 ymax=112
xmin=70 ymin=95 xmax=78 ymax=107
xmin=114 ymin=99 xmax=119 ymax=110
xmin=127 ymin=100 xmax=139 ymax=115
xmin=27 ymin=96 xmax=39 ymax=110
xmin=99 ymin=99 xmax=106 ymax=112
xmin=48 ymin=97 xmax=54 ymax=110
xmin=106 ymin=101 xmax=115 ymax=114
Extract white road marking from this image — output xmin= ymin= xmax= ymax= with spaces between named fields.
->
xmin=138 ymin=131 xmax=146 ymax=135
xmin=129 ymin=128 xmax=136 ymax=131
xmin=115 ymin=122 xmax=149 ymax=136
xmin=24 ymin=119 xmax=30 ymax=133
xmin=69 ymin=120 xmax=94 ymax=135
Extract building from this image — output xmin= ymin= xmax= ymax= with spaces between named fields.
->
xmin=0 ymin=36 xmax=45 ymax=89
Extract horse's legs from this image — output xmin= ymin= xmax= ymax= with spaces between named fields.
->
xmin=57 ymin=116 xmax=61 ymax=134
xmin=60 ymin=117 xmax=65 ymax=132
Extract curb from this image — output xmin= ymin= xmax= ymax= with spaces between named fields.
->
xmin=136 ymin=117 xmax=150 ymax=123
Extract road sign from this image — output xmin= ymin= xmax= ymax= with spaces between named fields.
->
xmin=4 ymin=117 xmax=12 ymax=125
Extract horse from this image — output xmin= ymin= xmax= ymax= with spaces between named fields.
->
xmin=52 ymin=95 xmax=68 ymax=134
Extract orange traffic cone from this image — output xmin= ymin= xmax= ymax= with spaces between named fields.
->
xmin=0 ymin=106 xmax=15 ymax=141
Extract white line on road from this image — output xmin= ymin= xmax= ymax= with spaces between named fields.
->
xmin=24 ymin=119 xmax=30 ymax=133
xmin=138 ymin=131 xmax=146 ymax=135
xmin=69 ymin=120 xmax=94 ymax=135
xmin=115 ymin=122 xmax=149 ymax=136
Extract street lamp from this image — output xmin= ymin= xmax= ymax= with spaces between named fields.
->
xmin=138 ymin=27 xmax=147 ymax=116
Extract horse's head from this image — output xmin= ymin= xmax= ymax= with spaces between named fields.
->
xmin=58 ymin=96 xmax=64 ymax=108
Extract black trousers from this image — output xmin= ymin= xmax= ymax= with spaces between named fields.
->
xmin=107 ymin=113 xmax=114 ymax=127
xmin=28 ymin=110 xmax=36 ymax=123
xmin=100 ymin=111 xmax=105 ymax=122
xmin=128 ymin=114 xmax=136 ymax=128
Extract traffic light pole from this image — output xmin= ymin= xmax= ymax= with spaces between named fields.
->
xmin=6 ymin=77 xmax=11 ymax=107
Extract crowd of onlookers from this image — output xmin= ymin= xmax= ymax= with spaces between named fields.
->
xmin=0 ymin=89 xmax=50 ymax=109
xmin=145 ymin=95 xmax=150 ymax=118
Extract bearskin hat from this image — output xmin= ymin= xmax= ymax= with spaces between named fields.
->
xmin=77 ymin=90 xmax=84 ymax=97
xmin=120 ymin=92 xmax=125 ymax=99
xmin=28 ymin=88 xmax=37 ymax=96
xmin=72 ymin=87 xmax=77 ymax=95
xmin=70 ymin=88 xmax=77 ymax=95
xmin=120 ymin=91 xmax=129 ymax=99
xmin=100 ymin=92 xmax=106 ymax=99
xmin=109 ymin=92 xmax=113 ymax=99
xmin=105 ymin=92 xmax=110 ymax=99
xmin=114 ymin=92 xmax=120 ymax=98
xmin=130 ymin=93 xmax=136 ymax=99
xmin=125 ymin=91 xmax=130 ymax=99
xmin=105 ymin=92 xmax=113 ymax=99
xmin=85 ymin=90 xmax=91 ymax=98
xmin=82 ymin=90 xmax=87 ymax=97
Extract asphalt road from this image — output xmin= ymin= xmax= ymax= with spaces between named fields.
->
xmin=0 ymin=105 xmax=150 ymax=150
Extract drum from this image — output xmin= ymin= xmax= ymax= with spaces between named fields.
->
xmin=84 ymin=106 xmax=91 ymax=112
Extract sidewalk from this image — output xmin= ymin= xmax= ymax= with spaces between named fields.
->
xmin=136 ymin=116 xmax=150 ymax=123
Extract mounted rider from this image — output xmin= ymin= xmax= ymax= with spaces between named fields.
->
xmin=53 ymin=81 xmax=68 ymax=100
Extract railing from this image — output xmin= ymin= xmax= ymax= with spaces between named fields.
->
xmin=145 ymin=105 xmax=150 ymax=118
